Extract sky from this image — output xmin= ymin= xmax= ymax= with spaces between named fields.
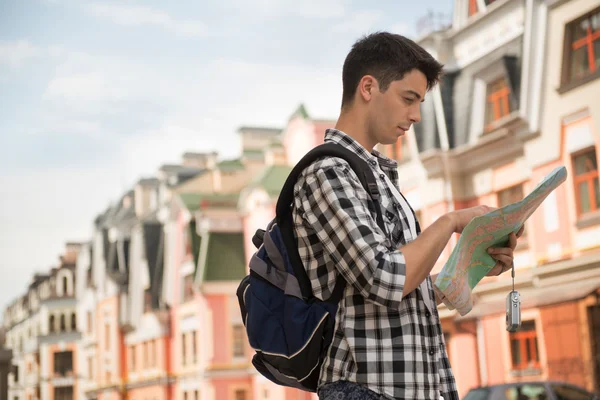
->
xmin=0 ymin=0 xmax=453 ymax=312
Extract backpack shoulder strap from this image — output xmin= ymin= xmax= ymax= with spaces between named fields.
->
xmin=276 ymin=142 xmax=387 ymax=233
xmin=275 ymin=142 xmax=388 ymax=303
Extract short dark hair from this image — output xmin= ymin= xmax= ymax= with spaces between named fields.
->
xmin=341 ymin=31 xmax=444 ymax=108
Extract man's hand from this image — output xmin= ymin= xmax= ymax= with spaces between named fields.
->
xmin=448 ymin=205 xmax=494 ymax=233
xmin=486 ymin=225 xmax=525 ymax=277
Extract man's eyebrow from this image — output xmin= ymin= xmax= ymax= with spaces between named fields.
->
xmin=404 ymin=90 xmax=425 ymax=103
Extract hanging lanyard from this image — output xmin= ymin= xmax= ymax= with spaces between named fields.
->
xmin=378 ymin=168 xmax=417 ymax=240
xmin=378 ymin=165 xmax=433 ymax=311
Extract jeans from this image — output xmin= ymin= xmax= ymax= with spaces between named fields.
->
xmin=318 ymin=381 xmax=446 ymax=400
xmin=317 ymin=381 xmax=386 ymax=400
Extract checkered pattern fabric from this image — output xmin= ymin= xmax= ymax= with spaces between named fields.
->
xmin=292 ymin=129 xmax=459 ymax=400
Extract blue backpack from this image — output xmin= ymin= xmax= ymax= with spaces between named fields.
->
xmin=236 ymin=142 xmax=387 ymax=392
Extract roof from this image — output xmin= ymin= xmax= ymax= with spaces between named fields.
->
xmin=250 ymin=165 xmax=292 ymax=197
xmin=175 ymin=162 xmax=264 ymax=196
xmin=217 ymin=158 xmax=245 ymax=170
xmin=197 ymin=232 xmax=246 ymax=282
xmin=242 ymin=149 xmax=265 ymax=161
xmin=182 ymin=151 xmax=218 ymax=158
xmin=289 ymin=104 xmax=309 ymax=120
xmin=179 ymin=192 xmax=240 ymax=212
xmin=137 ymin=177 xmax=160 ymax=187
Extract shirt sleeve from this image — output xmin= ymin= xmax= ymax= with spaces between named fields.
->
xmin=298 ymin=162 xmax=407 ymax=309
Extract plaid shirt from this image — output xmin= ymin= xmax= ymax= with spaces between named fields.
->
xmin=292 ymin=129 xmax=459 ymax=400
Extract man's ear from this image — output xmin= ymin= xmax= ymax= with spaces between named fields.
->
xmin=358 ymin=75 xmax=378 ymax=102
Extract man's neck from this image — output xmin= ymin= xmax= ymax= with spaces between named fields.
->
xmin=335 ymin=111 xmax=376 ymax=152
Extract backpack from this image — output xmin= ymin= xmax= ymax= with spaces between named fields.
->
xmin=236 ymin=142 xmax=387 ymax=392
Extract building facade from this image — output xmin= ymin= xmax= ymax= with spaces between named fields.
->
xmin=376 ymin=0 xmax=600 ymax=396
xmin=4 ymin=244 xmax=83 ymax=400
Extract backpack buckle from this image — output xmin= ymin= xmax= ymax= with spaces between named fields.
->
xmin=367 ymin=182 xmax=380 ymax=200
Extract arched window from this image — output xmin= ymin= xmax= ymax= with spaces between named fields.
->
xmin=49 ymin=315 xmax=55 ymax=333
xmin=60 ymin=314 xmax=66 ymax=332
xmin=63 ymin=276 xmax=69 ymax=296
xmin=71 ymin=313 xmax=77 ymax=331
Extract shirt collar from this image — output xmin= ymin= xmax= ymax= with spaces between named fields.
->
xmin=323 ymin=128 xmax=398 ymax=170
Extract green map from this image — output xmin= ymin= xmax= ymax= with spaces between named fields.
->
xmin=433 ymin=166 xmax=568 ymax=316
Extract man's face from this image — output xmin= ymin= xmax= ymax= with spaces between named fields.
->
xmin=368 ymin=69 xmax=427 ymax=147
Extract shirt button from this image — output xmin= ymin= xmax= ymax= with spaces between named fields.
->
xmin=426 ymin=311 xmax=431 ymax=318
xmin=429 ymin=349 xmax=435 ymax=356
xmin=379 ymin=174 xmax=385 ymax=179
xmin=369 ymin=159 xmax=377 ymax=166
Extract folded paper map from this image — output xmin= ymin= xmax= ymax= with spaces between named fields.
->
xmin=433 ymin=166 xmax=568 ymax=316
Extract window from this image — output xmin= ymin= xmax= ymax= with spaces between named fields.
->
xmin=88 ymin=356 xmax=93 ymax=379
xmin=183 ymin=393 xmax=188 ymax=400
xmin=234 ymin=390 xmax=247 ymax=400
xmin=151 ymin=340 xmax=156 ymax=367
xmin=129 ymin=346 xmax=135 ymax=371
xmin=49 ymin=315 xmax=55 ymax=333
xmin=53 ymin=387 xmax=73 ymax=400
xmin=192 ymin=331 xmax=197 ymax=364
xmin=232 ymin=325 xmax=245 ymax=358
xmin=181 ymin=334 xmax=187 ymax=366
xmin=53 ymin=351 xmax=73 ymax=376
xmin=194 ymin=391 xmax=199 ymax=400
xmin=562 ymin=7 xmax=600 ymax=85
xmin=71 ymin=313 xmax=76 ymax=331
xmin=485 ymin=77 xmax=514 ymax=131
xmin=105 ymin=323 xmax=110 ymax=349
xmin=503 ymin=384 xmax=547 ymax=400
xmin=572 ymin=148 xmax=600 ymax=215
xmin=468 ymin=0 xmax=497 ymax=17
xmin=87 ymin=312 xmax=92 ymax=334
xmin=59 ymin=314 xmax=66 ymax=332
xmin=13 ymin=365 xmax=19 ymax=383
xmin=143 ymin=342 xmax=148 ymax=369
xmin=551 ymin=384 xmax=595 ymax=400
xmin=144 ymin=288 xmax=152 ymax=313
xmin=62 ymin=276 xmax=69 ymax=296
xmin=183 ymin=274 xmax=194 ymax=303
xmin=510 ymin=320 xmax=540 ymax=371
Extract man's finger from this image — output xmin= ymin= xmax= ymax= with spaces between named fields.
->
xmin=489 ymin=247 xmax=514 ymax=257
xmin=493 ymin=254 xmax=513 ymax=267
xmin=508 ymin=232 xmax=517 ymax=249
xmin=516 ymin=225 xmax=525 ymax=238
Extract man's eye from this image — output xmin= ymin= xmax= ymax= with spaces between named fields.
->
xmin=404 ymin=98 xmax=414 ymax=103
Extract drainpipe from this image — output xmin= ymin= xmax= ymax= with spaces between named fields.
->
xmin=476 ymin=320 xmax=488 ymax=386
xmin=520 ymin=0 xmax=534 ymax=120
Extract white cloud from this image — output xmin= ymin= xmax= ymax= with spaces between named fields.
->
xmin=85 ymin=3 xmax=207 ymax=38
xmin=0 ymin=40 xmax=42 ymax=68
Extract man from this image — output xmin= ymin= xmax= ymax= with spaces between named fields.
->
xmin=292 ymin=32 xmax=522 ymax=399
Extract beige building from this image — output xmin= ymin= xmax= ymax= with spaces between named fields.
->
xmin=4 ymin=244 xmax=83 ymax=400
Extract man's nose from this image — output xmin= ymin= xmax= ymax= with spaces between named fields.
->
xmin=410 ymin=107 xmax=421 ymax=124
